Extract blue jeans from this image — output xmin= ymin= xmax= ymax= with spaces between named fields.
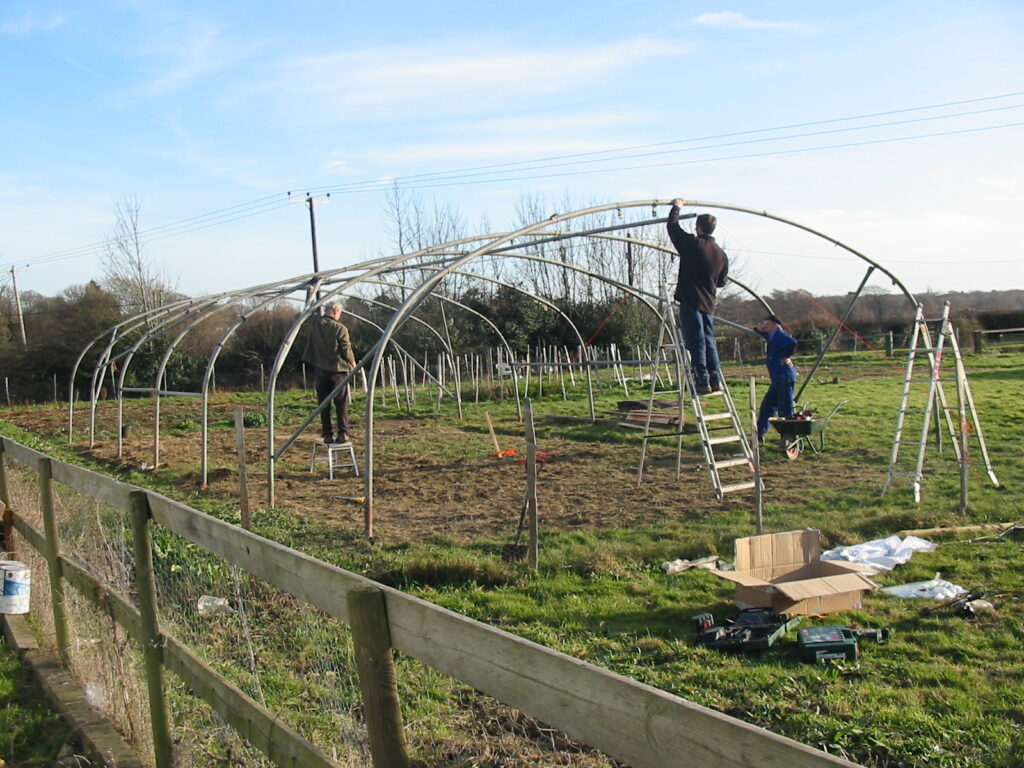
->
xmin=758 ymin=377 xmax=795 ymax=437
xmin=677 ymin=305 xmax=720 ymax=389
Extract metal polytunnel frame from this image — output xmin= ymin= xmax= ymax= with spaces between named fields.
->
xmin=68 ymin=198 xmax=920 ymax=539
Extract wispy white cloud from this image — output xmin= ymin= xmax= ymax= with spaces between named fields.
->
xmin=692 ymin=11 xmax=810 ymax=32
xmin=0 ymin=12 xmax=66 ymax=35
xmin=975 ymin=175 xmax=1020 ymax=190
xmin=368 ymin=112 xmax=645 ymax=164
xmin=265 ymin=36 xmax=688 ymax=119
xmin=110 ymin=7 xmax=265 ymax=103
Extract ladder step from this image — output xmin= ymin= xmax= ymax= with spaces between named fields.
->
xmin=715 ymin=457 xmax=752 ymax=469
xmin=720 ymin=481 xmax=756 ymax=494
xmin=703 ymin=412 xmax=733 ymax=421
xmin=899 ymin=408 xmax=928 ymax=414
xmin=898 ymin=440 xmax=924 ymax=445
xmin=708 ymin=435 xmax=742 ymax=446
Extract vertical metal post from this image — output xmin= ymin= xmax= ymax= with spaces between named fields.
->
xmin=749 ymin=377 xmax=763 ymax=535
xmin=129 ymin=491 xmax=175 ymax=768
xmin=37 ymin=457 xmax=71 ymax=664
xmin=347 ymin=585 xmax=410 ymax=768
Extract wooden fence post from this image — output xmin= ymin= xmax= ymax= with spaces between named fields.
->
xmin=525 ymin=400 xmax=539 ymax=570
xmin=0 ymin=441 xmax=11 ymax=553
xmin=37 ymin=457 xmax=71 ymax=665
xmin=347 ymin=585 xmax=410 ymax=768
xmin=973 ymin=330 xmax=984 ymax=354
xmin=129 ymin=491 xmax=175 ymax=768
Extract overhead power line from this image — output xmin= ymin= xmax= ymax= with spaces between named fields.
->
xmin=303 ymin=89 xmax=1024 ymax=193
xmin=2 ymin=89 xmax=1021 ymax=273
xmin=309 ymin=107 xmax=1024 ymax=195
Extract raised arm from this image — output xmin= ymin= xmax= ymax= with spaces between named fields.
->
xmin=666 ymin=198 xmax=693 ymax=255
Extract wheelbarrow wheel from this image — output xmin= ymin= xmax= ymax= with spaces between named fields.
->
xmin=780 ymin=436 xmax=800 ymax=460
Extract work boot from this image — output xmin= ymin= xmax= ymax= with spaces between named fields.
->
xmin=696 ymin=384 xmax=713 ymax=395
xmin=336 ymin=432 xmax=352 ymax=444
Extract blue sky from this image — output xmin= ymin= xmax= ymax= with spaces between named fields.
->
xmin=1 ymin=1 xmax=1022 ymax=301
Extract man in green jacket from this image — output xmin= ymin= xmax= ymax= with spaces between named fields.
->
xmin=302 ymin=301 xmax=357 ymax=444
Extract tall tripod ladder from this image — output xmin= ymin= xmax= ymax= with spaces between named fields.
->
xmin=637 ymin=288 xmax=757 ymax=499
xmin=882 ymin=301 xmax=999 ymax=502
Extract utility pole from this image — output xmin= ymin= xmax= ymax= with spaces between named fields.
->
xmin=289 ymin=192 xmax=330 ymax=303
xmin=306 ymin=194 xmax=322 ymax=275
xmin=9 ymin=267 xmax=27 ymax=350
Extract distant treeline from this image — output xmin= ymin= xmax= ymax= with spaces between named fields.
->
xmin=0 ymin=280 xmax=1020 ymax=403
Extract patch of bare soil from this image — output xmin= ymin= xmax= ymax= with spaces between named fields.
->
xmin=3 ymin=395 xmax=865 ymax=544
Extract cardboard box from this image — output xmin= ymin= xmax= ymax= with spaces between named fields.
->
xmin=712 ymin=529 xmax=878 ymax=616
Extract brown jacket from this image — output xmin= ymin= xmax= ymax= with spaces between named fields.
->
xmin=667 ymin=206 xmax=729 ymax=314
xmin=302 ymin=314 xmax=356 ymax=373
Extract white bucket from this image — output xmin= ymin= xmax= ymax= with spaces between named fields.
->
xmin=0 ymin=561 xmax=30 ymax=614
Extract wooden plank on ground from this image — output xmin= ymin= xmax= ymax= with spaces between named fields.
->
xmin=145 ymin=491 xmax=371 ymax=623
xmin=1 ymin=614 xmax=146 ymax=768
xmin=382 ymin=591 xmax=862 ymax=768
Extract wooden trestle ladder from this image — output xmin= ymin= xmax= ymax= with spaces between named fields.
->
xmin=882 ymin=301 xmax=999 ymax=502
xmin=637 ymin=286 xmax=757 ymax=499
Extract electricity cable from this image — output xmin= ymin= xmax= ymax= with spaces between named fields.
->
xmin=309 ymin=102 xmax=1024 ymax=193
xmin=3 ymin=91 xmax=1022 ymax=271
xmin=303 ymin=89 xmax=1024 ymax=191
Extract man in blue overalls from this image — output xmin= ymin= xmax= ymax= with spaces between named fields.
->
xmin=755 ymin=315 xmax=798 ymax=441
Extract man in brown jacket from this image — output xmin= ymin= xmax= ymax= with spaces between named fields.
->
xmin=666 ymin=197 xmax=729 ymax=394
xmin=302 ymin=301 xmax=357 ymax=443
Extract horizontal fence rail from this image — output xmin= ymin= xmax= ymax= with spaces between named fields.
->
xmin=0 ymin=435 xmax=861 ymax=768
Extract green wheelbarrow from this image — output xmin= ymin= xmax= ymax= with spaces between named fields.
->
xmin=769 ymin=400 xmax=848 ymax=460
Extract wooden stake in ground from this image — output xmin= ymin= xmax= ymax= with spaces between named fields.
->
xmin=524 ymin=400 xmax=539 ymax=570
xmin=483 ymin=411 xmax=502 ymax=456
xmin=234 ymin=408 xmax=251 ymax=530
xmin=749 ymin=376 xmax=763 ymax=535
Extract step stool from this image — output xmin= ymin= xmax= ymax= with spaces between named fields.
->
xmin=310 ymin=439 xmax=359 ymax=480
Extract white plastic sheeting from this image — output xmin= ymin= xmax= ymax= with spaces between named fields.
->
xmin=820 ymin=534 xmax=937 ymax=573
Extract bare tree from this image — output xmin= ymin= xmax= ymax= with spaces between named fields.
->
xmin=101 ymin=194 xmax=179 ymax=321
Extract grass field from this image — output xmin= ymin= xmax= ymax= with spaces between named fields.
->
xmin=2 ymin=347 xmax=1023 ymax=767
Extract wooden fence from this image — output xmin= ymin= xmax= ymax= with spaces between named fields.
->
xmin=0 ymin=435 xmax=861 ymax=768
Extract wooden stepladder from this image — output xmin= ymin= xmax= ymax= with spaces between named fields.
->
xmin=637 ymin=286 xmax=756 ymax=499
xmin=883 ymin=301 xmax=999 ymax=502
